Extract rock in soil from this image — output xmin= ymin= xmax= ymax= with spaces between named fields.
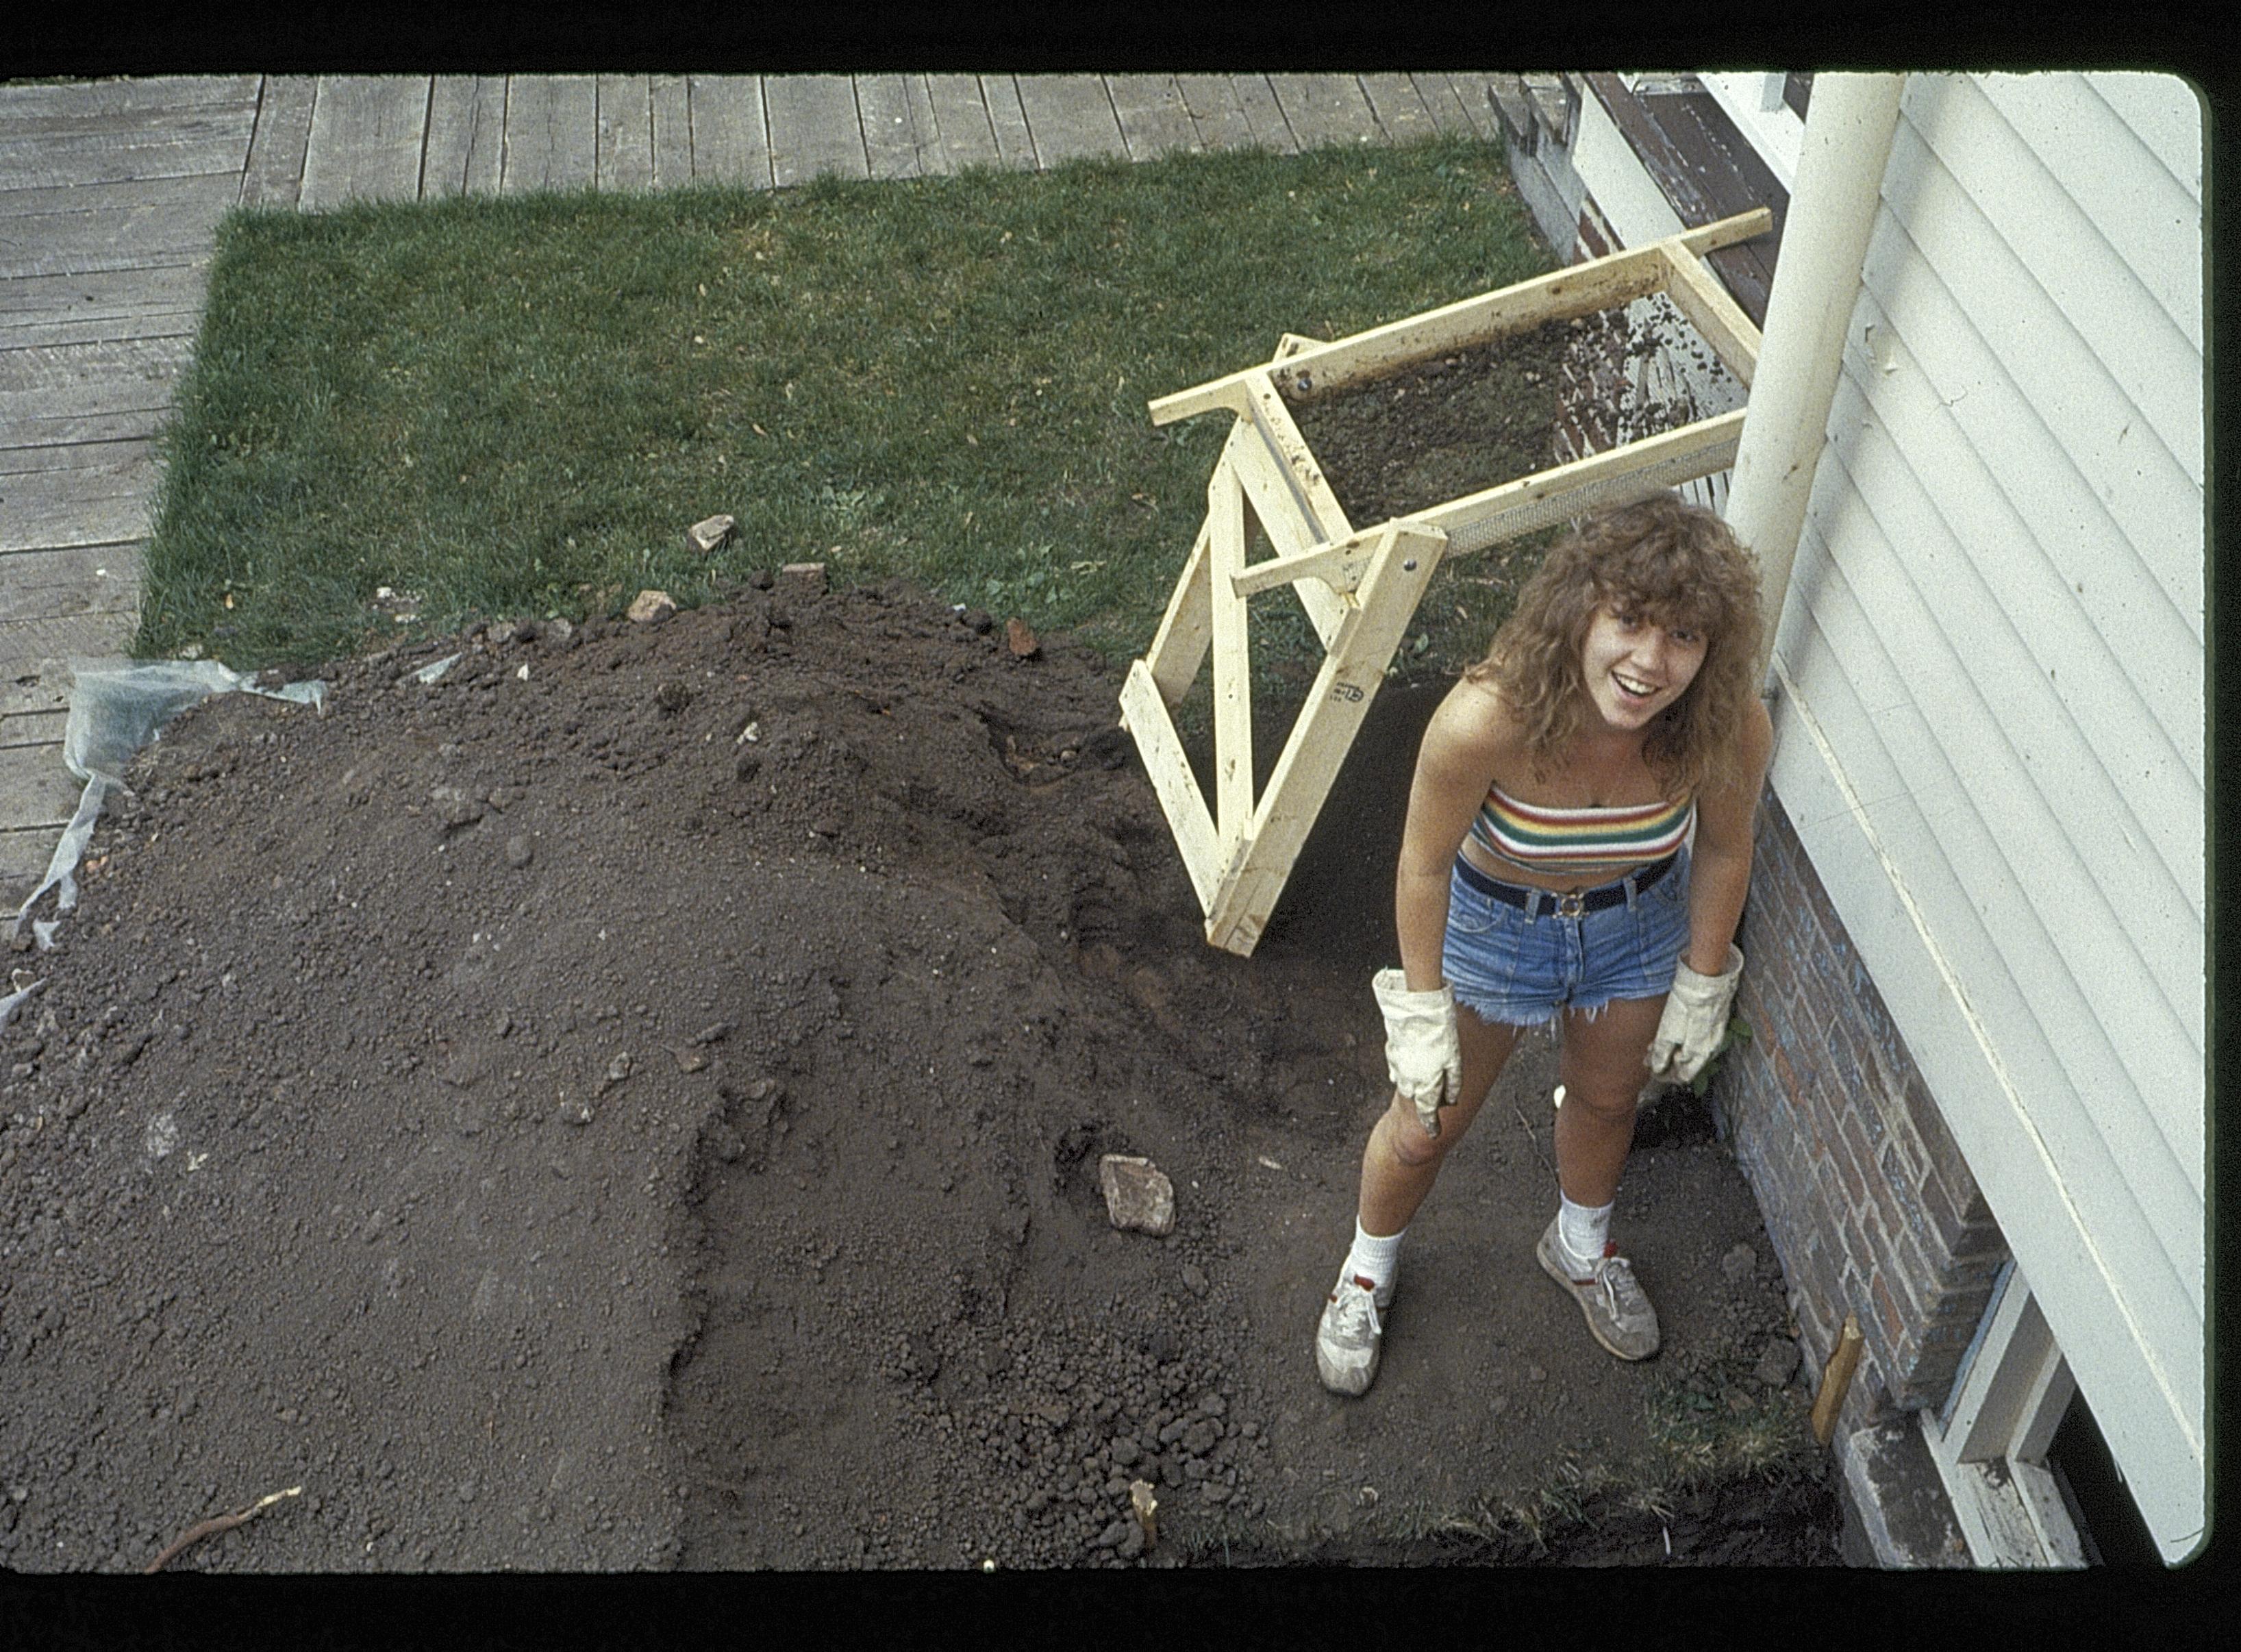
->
xmin=0 ymin=577 xmax=1838 ymax=1573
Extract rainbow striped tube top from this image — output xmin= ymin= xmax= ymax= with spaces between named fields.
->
xmin=1467 ymin=783 xmax=1694 ymax=877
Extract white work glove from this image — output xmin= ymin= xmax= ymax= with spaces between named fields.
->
xmin=1647 ymin=944 xmax=1744 ymax=1084
xmin=1373 ymin=967 xmax=1462 ymax=1137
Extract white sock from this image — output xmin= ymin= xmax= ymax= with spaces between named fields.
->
xmin=1344 ymin=1221 xmax=1405 ymax=1305
xmin=1557 ymin=1194 xmax=1614 ymax=1273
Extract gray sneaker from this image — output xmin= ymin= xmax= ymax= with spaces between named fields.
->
xmin=1314 ymin=1271 xmax=1392 ymax=1396
xmin=1536 ymin=1217 xmax=1660 ymax=1360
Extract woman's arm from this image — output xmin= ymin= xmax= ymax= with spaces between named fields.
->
xmin=1681 ymin=694 xmax=1775 ymax=974
xmin=1394 ymin=679 xmax=1510 ymax=991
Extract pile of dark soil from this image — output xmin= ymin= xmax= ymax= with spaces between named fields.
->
xmin=0 ymin=575 xmax=1839 ymax=1573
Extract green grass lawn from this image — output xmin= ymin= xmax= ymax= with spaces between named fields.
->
xmin=142 ymin=138 xmax=1558 ymax=681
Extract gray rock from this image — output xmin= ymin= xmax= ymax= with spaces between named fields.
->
xmin=1720 ymin=1242 xmax=1757 ymax=1284
xmin=1099 ymin=1155 xmax=1175 ymax=1236
xmin=1753 ymin=1336 xmax=1803 ymax=1388
xmin=505 ymin=835 xmax=534 ymax=868
xmin=686 ymin=514 xmax=736 ymax=555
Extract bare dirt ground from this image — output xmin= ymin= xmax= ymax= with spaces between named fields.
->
xmin=0 ymin=566 xmax=1840 ymax=1576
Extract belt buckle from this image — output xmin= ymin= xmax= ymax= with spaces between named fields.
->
xmin=1555 ymin=889 xmax=1586 ymax=919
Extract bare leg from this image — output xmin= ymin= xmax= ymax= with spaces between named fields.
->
xmin=1551 ymin=994 xmax=1668 ymax=1207
xmin=1356 ymin=1010 xmax=1522 ymax=1236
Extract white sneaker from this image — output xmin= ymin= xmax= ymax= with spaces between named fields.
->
xmin=1315 ymin=1272 xmax=1390 ymax=1396
xmin=1536 ymin=1216 xmax=1661 ymax=1360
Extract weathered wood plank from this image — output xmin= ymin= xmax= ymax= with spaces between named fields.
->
xmin=0 ymin=284 xmax=205 ymax=352
xmin=0 ymin=264 xmax=207 ymax=329
xmin=766 ymin=75 xmax=868 ymax=186
xmin=299 ymin=75 xmax=429 ymax=210
xmin=1407 ymin=73 xmax=1481 ymax=140
xmin=0 ymin=407 xmax=170 ymax=451
xmin=0 ymin=610 xmax=138 ymax=681
xmin=0 ymin=546 xmax=140 ymax=621
xmin=855 ymin=74 xmax=931 ymax=182
xmin=1420 ymin=73 xmax=1503 ymax=142
xmin=503 ymin=75 xmax=599 ymax=195
xmin=239 ymin=73 xmax=315 ymax=210
xmin=1173 ymin=74 xmax=1259 ymax=152
xmin=979 ymin=76 xmax=1038 ymax=171
xmin=1107 ymin=75 xmax=1199 ymax=161
xmin=0 ymin=742 xmax=84 ymax=832
xmin=596 ymin=75 xmax=653 ymax=192
xmin=0 ymin=169 xmax=240 ymax=223
xmin=0 ymin=457 xmax=155 ymax=553
xmin=0 ymin=708 xmax=68 ymax=748
xmin=0 ymin=183 xmax=238 ymax=279
xmin=0 ymin=437 xmax=152 ymax=477
xmin=1228 ymin=75 xmax=1300 ymax=153
xmin=1014 ymin=75 xmax=1127 ymax=166
xmin=0 ymin=76 xmax=261 ymax=122
xmin=924 ymin=75 xmax=1000 ymax=172
xmin=1357 ymin=74 xmax=1440 ymax=144
xmin=0 ymin=120 xmax=251 ymax=192
xmin=423 ymin=75 xmax=506 ymax=199
xmin=688 ymin=77 xmax=772 ymax=188
xmin=0 ymin=671 xmax=73 ymax=718
xmin=649 ymin=75 xmax=692 ymax=190
xmin=3 ymin=823 xmax=66 ymax=900
xmin=1266 ymin=75 xmax=1382 ymax=151
xmin=0 ymin=334 xmax=192 ymax=397
xmin=0 ymin=337 xmax=192 ymax=440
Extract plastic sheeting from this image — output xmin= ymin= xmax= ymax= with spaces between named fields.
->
xmin=5 ymin=658 xmax=326 ymax=953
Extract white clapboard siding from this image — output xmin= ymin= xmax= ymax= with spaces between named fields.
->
xmin=1880 ymin=105 xmax=2202 ymax=644
xmin=1804 ymin=390 xmax=2202 ymax=1209
xmin=1768 ymin=70 xmax=2205 ymax=1555
xmin=1843 ymin=281 xmax=2202 ymax=929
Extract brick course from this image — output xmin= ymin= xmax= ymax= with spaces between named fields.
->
xmin=1717 ymin=787 xmax=2011 ymax=1418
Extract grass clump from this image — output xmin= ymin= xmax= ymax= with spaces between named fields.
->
xmin=141 ymin=138 xmax=1556 ymax=674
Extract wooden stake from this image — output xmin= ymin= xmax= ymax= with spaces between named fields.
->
xmin=1811 ymin=1313 xmax=1866 ymax=1446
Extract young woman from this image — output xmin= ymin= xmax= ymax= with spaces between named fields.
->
xmin=1316 ymin=492 xmax=1772 ymax=1395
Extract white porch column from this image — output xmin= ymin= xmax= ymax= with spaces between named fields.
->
xmin=1725 ymin=73 xmax=1906 ymax=686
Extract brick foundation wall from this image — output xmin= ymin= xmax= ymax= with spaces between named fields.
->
xmin=1718 ymin=786 xmax=2012 ymax=1423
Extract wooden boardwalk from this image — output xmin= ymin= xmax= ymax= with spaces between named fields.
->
xmin=0 ymin=71 xmax=1507 ymax=901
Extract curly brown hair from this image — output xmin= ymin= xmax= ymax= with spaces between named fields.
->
xmin=1467 ymin=493 xmax=1764 ymax=798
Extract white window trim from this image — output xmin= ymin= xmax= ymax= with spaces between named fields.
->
xmin=1697 ymin=71 xmax=1805 ymax=192
xmin=1920 ymin=1260 xmax=2090 ymax=1567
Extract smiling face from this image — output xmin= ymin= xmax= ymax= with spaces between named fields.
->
xmin=1578 ymin=603 xmax=1709 ymax=733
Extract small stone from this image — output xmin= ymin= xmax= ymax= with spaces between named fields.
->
xmin=673 ymin=1047 xmax=710 ymax=1074
xmin=1720 ymin=1242 xmax=1757 ymax=1284
xmin=1098 ymin=1155 xmax=1175 ymax=1236
xmin=1753 ymin=1336 xmax=1803 ymax=1388
xmin=1005 ymin=618 xmax=1040 ymax=658
xmin=505 ymin=835 xmax=534 ymax=868
xmin=1180 ymin=1264 xmax=1210 ymax=1299
xmin=627 ymin=589 xmax=677 ymax=625
xmin=540 ymin=617 xmax=577 ymax=652
xmin=558 ymin=1101 xmax=592 ymax=1126
xmin=430 ymin=786 xmax=484 ymax=829
xmin=778 ymin=562 xmax=827 ymax=596
xmin=686 ymin=514 xmax=735 ymax=555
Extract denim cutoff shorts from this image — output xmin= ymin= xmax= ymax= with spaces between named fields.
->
xmin=1440 ymin=847 xmax=1692 ymax=1027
